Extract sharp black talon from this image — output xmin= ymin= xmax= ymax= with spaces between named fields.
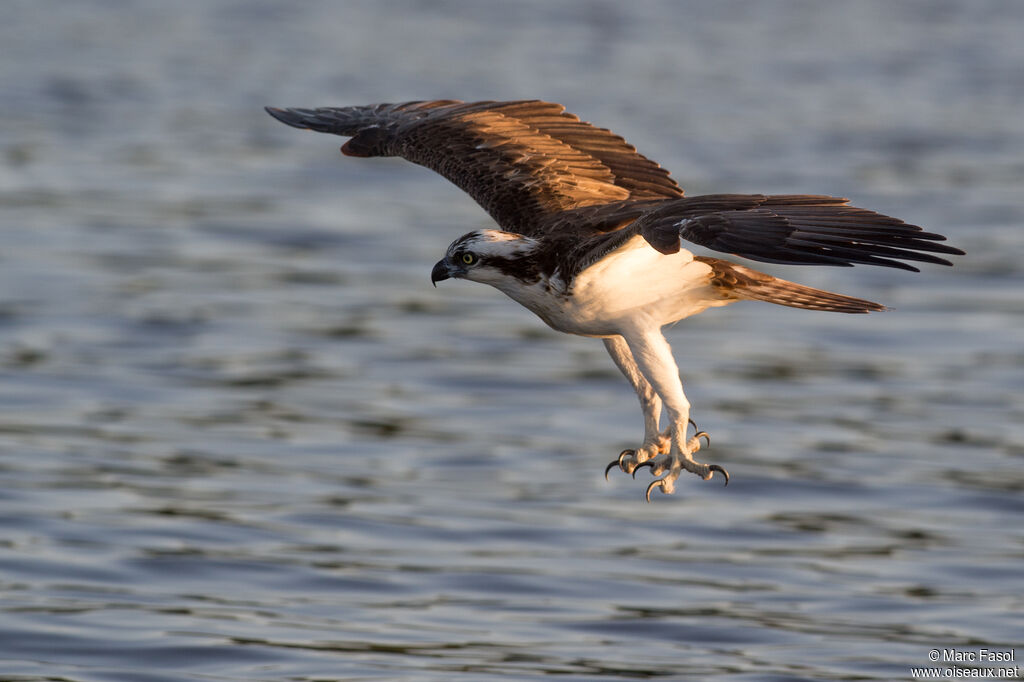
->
xmin=605 ymin=449 xmax=637 ymax=480
xmin=688 ymin=418 xmax=698 ymax=432
xmin=708 ymin=464 xmax=730 ymax=486
xmin=631 ymin=460 xmax=655 ymax=479
xmin=645 ymin=478 xmax=664 ymax=503
xmin=695 ymin=431 xmax=710 ymax=447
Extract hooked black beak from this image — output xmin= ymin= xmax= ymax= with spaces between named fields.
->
xmin=430 ymin=259 xmax=451 ymax=287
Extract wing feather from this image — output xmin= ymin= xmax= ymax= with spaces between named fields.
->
xmin=633 ymin=195 xmax=964 ymax=272
xmin=268 ymin=103 xmax=963 ymax=275
xmin=266 ymin=100 xmax=682 ymax=235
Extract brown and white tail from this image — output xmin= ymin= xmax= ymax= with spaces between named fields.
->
xmin=699 ymin=257 xmax=885 ymax=314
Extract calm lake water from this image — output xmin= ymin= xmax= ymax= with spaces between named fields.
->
xmin=2 ymin=1 xmax=1022 ymax=680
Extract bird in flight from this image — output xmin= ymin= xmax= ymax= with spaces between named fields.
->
xmin=265 ymin=100 xmax=963 ymax=501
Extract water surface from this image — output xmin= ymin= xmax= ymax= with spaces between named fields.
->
xmin=1 ymin=2 xmax=1022 ymax=680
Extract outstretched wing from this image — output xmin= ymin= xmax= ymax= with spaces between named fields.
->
xmin=265 ymin=100 xmax=683 ymax=235
xmin=633 ymin=194 xmax=964 ymax=272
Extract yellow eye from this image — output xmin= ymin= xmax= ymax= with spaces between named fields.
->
xmin=461 ymin=252 xmax=477 ymax=265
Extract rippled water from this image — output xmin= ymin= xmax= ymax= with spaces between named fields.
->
xmin=2 ymin=1 xmax=1023 ymax=680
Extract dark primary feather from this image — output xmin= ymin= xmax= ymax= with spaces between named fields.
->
xmin=265 ymin=100 xmax=682 ymax=236
xmin=631 ymin=194 xmax=964 ymax=272
xmin=266 ymin=100 xmax=964 ymax=276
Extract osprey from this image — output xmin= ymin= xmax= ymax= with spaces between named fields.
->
xmin=266 ymin=100 xmax=963 ymax=501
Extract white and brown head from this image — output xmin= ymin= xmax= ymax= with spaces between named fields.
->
xmin=431 ymin=229 xmax=541 ymax=288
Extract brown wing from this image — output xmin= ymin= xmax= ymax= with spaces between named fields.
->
xmin=265 ymin=100 xmax=683 ymax=235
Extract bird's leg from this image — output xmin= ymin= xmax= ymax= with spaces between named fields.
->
xmin=602 ymin=336 xmax=669 ymax=478
xmin=601 ymin=335 xmax=713 ymax=481
xmin=620 ymin=328 xmax=728 ymax=500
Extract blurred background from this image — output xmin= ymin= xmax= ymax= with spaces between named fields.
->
xmin=1 ymin=1 xmax=1022 ymax=680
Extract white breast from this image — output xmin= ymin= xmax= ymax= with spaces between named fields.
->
xmin=493 ymin=236 xmax=735 ymax=337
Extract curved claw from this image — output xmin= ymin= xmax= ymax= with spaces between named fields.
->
xmin=688 ymin=417 xmax=698 ymax=432
xmin=708 ymin=464 xmax=730 ymax=486
xmin=645 ymin=478 xmax=665 ymax=503
xmin=604 ymin=449 xmax=636 ymax=480
xmin=695 ymin=431 xmax=710 ymax=448
xmin=631 ymin=460 xmax=655 ymax=479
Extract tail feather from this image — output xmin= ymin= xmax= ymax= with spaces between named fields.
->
xmin=737 ymin=276 xmax=885 ymax=313
xmin=698 ymin=257 xmax=885 ymax=314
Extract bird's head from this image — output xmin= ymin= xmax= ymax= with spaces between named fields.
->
xmin=431 ymin=229 xmax=541 ymax=288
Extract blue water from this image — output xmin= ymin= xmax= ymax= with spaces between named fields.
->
xmin=2 ymin=1 xmax=1022 ymax=680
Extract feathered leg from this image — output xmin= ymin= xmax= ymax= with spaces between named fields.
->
xmin=619 ymin=327 xmax=728 ymax=500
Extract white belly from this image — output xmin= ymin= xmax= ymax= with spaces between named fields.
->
xmin=494 ymin=236 xmax=734 ymax=336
